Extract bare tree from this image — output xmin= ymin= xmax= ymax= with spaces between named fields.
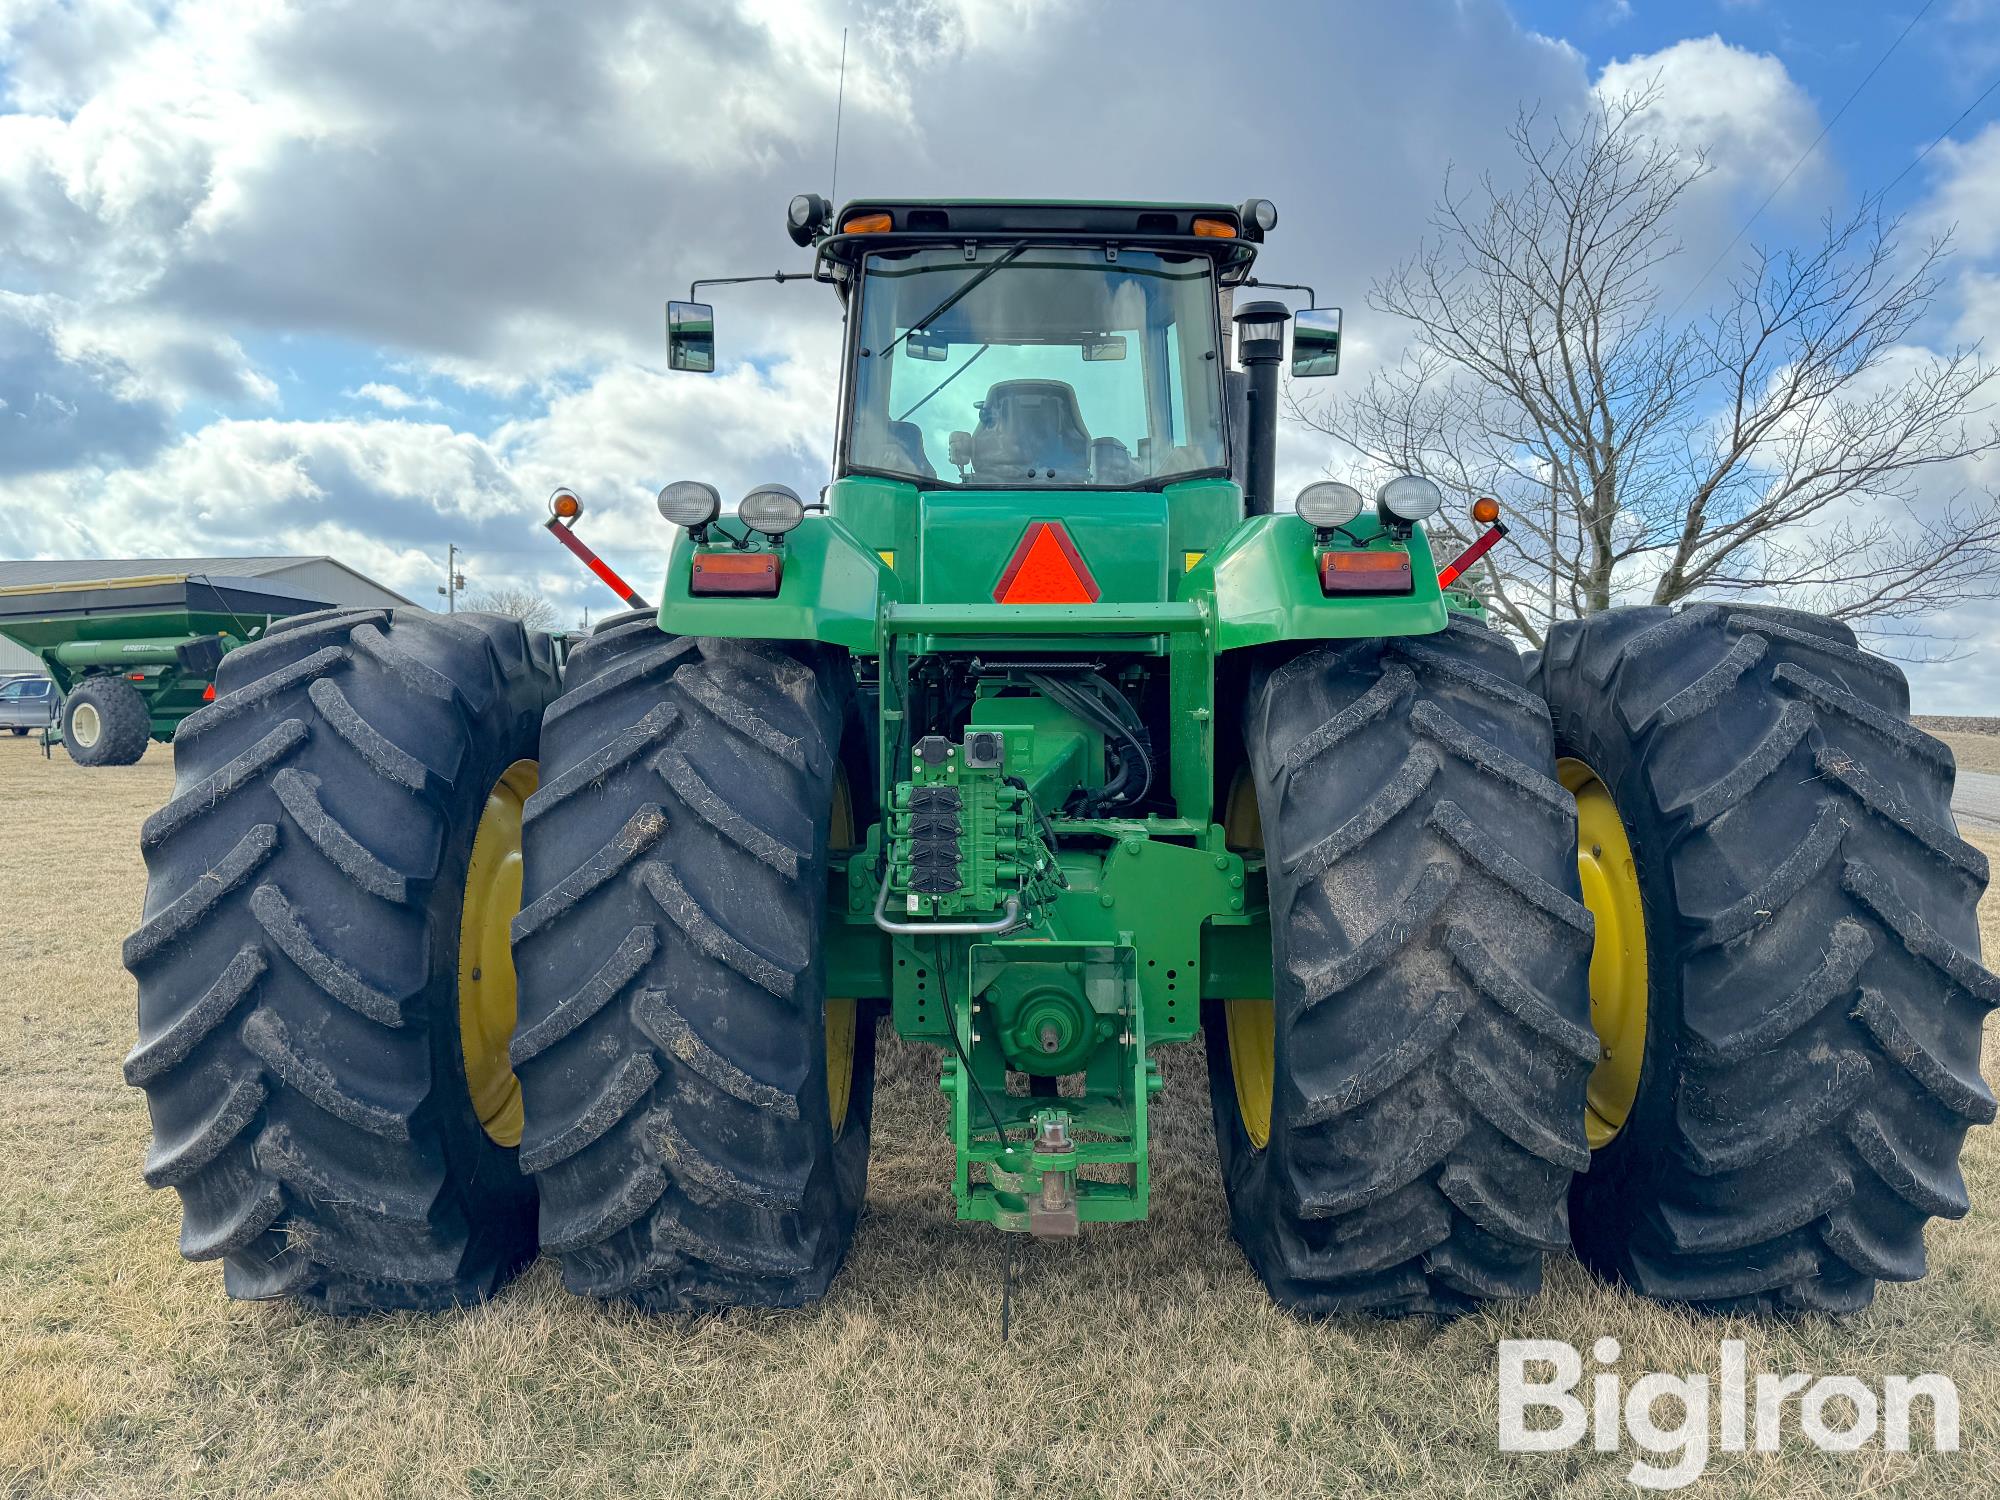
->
xmin=465 ymin=587 xmax=559 ymax=633
xmin=1292 ymin=88 xmax=2000 ymax=652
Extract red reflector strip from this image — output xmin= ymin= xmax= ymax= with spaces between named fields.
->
xmin=690 ymin=551 xmax=781 ymax=595
xmin=1319 ymin=550 xmax=1413 ymax=595
xmin=1436 ymin=522 xmax=1508 ymax=591
xmin=128 ymin=673 xmax=148 ymax=681
xmin=544 ymin=517 xmax=650 ymax=609
xmin=994 ymin=520 xmax=1100 ymax=604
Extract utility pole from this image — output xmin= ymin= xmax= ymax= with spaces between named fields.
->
xmin=438 ymin=543 xmax=466 ymax=613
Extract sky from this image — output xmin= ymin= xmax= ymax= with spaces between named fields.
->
xmin=2 ymin=0 xmax=1997 ymax=707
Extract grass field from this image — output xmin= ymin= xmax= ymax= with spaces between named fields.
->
xmin=1935 ymin=730 xmax=2000 ymax=777
xmin=2 ymin=731 xmax=1996 ymax=1499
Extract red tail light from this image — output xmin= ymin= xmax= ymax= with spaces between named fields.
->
xmin=690 ymin=552 xmax=781 ymax=596
xmin=1320 ymin=550 xmax=1413 ymax=595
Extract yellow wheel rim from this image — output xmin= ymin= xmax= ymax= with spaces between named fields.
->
xmin=71 ymin=701 xmax=101 ymax=748
xmin=1560 ymin=758 xmax=1649 ymax=1150
xmin=1222 ymin=770 xmax=1275 ymax=1151
xmin=459 ymin=760 xmax=536 ymax=1148
xmin=825 ymin=772 xmax=858 ymax=1137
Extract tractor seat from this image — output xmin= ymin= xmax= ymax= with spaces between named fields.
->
xmin=886 ymin=419 xmax=936 ymax=480
xmin=970 ymin=379 xmax=1091 ymax=480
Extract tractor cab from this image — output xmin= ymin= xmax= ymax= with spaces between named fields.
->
xmin=660 ymin=200 xmax=1378 ymax=624
xmin=670 ymin=199 xmax=1341 ymax=497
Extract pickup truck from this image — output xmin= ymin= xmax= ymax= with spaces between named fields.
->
xmin=0 ymin=675 xmax=58 ymax=734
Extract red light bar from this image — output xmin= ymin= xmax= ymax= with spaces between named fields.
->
xmin=1319 ymin=549 xmax=1413 ymax=595
xmin=543 ymin=516 xmax=649 ymax=609
xmin=1437 ymin=523 xmax=1509 ymax=592
xmin=691 ymin=551 xmax=781 ymax=596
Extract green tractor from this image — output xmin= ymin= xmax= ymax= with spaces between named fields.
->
xmin=125 ymin=198 xmax=1993 ymax=1318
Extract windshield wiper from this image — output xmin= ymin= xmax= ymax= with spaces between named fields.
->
xmin=874 ymin=243 xmax=1027 ymax=359
xmin=896 ymin=344 xmax=990 ymax=423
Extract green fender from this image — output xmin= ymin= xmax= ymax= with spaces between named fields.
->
xmin=1190 ymin=513 xmax=1449 ymax=650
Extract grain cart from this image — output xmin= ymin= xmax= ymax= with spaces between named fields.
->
xmin=0 ymin=573 xmax=331 ymax=765
xmin=125 ymin=199 xmax=1993 ymax=1318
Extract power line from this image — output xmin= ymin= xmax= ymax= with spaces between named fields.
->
xmin=1664 ymin=0 xmax=1937 ymax=323
xmin=1870 ymin=70 xmax=2000 ymax=205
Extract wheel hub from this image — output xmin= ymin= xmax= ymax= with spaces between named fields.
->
xmin=459 ymin=760 xmax=536 ymax=1147
xmin=1559 ymin=757 xmax=1649 ymax=1150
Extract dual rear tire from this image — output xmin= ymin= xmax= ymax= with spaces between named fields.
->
xmin=127 ymin=607 xmax=874 ymax=1313
xmin=1210 ymin=605 xmax=1993 ymax=1317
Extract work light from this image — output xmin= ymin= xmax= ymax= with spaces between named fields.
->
xmin=658 ymin=480 xmax=721 ymax=529
xmin=1295 ymin=481 xmax=1364 ymax=530
xmin=740 ymin=484 xmax=806 ymax=537
xmin=787 ymin=193 xmax=830 ymax=247
xmin=1378 ymin=474 xmax=1444 ymax=525
xmin=1239 ymin=198 xmax=1278 ymax=234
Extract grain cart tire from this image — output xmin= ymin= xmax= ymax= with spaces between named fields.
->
xmin=64 ymin=674 xmax=151 ymax=765
xmin=123 ymin=609 xmax=559 ymax=1311
xmin=1531 ymin=603 xmax=1996 ymax=1313
xmin=512 ymin=622 xmax=874 ymax=1310
xmin=1208 ymin=615 xmax=1596 ymax=1315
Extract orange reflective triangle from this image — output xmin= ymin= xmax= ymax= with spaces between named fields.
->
xmin=993 ymin=520 xmax=1101 ymax=604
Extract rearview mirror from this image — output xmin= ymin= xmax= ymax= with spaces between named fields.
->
xmin=906 ymin=330 xmax=949 ymax=361
xmin=1291 ymin=308 xmax=1342 ymax=378
xmin=1082 ymin=335 xmax=1127 ymax=362
xmin=667 ymin=300 xmax=716 ymax=373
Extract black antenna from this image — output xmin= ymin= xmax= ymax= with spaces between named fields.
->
xmin=830 ymin=27 xmax=848 ymax=207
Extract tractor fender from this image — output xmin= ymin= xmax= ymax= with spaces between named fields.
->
xmin=1193 ymin=514 xmax=1450 ymax=651
xmin=657 ymin=514 xmax=900 ymax=651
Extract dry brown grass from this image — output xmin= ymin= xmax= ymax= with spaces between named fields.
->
xmin=1 ymin=732 xmax=1996 ymax=1499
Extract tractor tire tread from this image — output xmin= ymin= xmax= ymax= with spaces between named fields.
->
xmin=1211 ymin=615 xmax=1593 ymax=1316
xmin=125 ymin=608 xmax=555 ymax=1311
xmin=1531 ymin=601 xmax=1995 ymax=1313
xmin=513 ymin=624 xmax=873 ymax=1312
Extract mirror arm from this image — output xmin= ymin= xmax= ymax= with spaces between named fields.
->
xmin=1240 ymin=277 xmax=1319 ymax=309
xmin=687 ymin=270 xmax=814 ymax=301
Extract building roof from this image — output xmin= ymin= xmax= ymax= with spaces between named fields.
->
xmin=0 ymin=556 xmax=419 ymax=607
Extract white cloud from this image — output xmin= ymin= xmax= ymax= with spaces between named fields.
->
xmin=1597 ymin=35 xmax=1828 ymax=198
xmin=0 ymin=346 xmax=841 ymax=624
xmin=349 ymin=381 xmax=442 ymax=413
xmin=1920 ymin=120 xmax=2000 ymax=261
